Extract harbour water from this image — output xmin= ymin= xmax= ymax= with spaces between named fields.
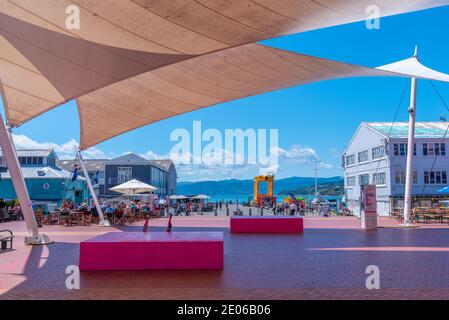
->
xmin=207 ymin=194 xmax=343 ymax=203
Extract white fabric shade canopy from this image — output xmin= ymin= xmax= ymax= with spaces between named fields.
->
xmin=377 ymin=54 xmax=449 ymax=83
xmin=0 ymin=0 xmax=449 ymax=149
xmin=109 ymin=179 xmax=157 ymax=196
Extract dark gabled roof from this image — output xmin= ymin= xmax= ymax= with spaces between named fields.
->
xmin=106 ymin=153 xmax=150 ymax=165
xmin=148 ymin=159 xmax=174 ymax=171
xmin=56 ymin=159 xmax=108 ymax=172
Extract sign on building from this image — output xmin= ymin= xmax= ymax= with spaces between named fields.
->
xmin=361 ymin=184 xmax=377 ymax=230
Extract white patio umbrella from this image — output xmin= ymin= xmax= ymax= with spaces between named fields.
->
xmin=193 ymin=194 xmax=210 ymax=199
xmin=109 ymin=179 xmax=157 ymax=196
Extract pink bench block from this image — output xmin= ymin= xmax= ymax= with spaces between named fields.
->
xmin=230 ymin=216 xmax=304 ymax=233
xmin=79 ymin=232 xmax=224 ymax=270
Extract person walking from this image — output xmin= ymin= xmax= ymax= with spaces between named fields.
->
xmin=289 ymin=202 xmax=296 ymax=216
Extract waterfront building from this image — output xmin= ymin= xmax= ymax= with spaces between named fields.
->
xmin=0 ymin=149 xmax=89 ymax=204
xmin=343 ymin=122 xmax=449 ymax=216
xmin=103 ymin=153 xmax=177 ymax=199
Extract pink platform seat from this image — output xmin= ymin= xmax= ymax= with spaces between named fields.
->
xmin=230 ymin=216 xmax=304 ymax=233
xmin=79 ymin=232 xmax=224 ymax=271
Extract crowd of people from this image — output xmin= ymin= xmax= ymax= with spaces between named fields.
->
xmin=269 ymin=202 xmax=348 ymax=216
xmin=60 ymin=198 xmax=165 ymax=225
xmin=272 ymin=202 xmax=302 ymax=215
xmin=0 ymin=198 xmax=23 ymax=222
xmin=173 ymin=201 xmax=208 ymax=216
xmin=0 ymin=196 xmax=352 ymax=226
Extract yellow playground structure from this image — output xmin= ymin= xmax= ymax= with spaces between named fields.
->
xmin=253 ymin=175 xmax=276 ymax=207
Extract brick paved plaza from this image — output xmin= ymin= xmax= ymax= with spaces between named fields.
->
xmin=1 ymin=216 xmax=449 ymax=300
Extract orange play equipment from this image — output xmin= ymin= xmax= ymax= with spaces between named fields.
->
xmin=253 ymin=175 xmax=276 ymax=207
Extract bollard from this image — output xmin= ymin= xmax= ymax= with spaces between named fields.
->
xmin=215 ymin=208 xmax=217 ymax=216
xmin=261 ymin=207 xmax=264 ymax=216
xmin=249 ymin=208 xmax=252 ymax=216
xmin=226 ymin=208 xmax=229 ymax=216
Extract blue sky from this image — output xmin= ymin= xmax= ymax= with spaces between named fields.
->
xmin=2 ymin=6 xmax=449 ymax=181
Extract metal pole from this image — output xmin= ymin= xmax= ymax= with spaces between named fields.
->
xmin=77 ymin=149 xmax=110 ymax=226
xmin=403 ymin=48 xmax=419 ymax=226
xmin=0 ymin=114 xmax=52 ymax=244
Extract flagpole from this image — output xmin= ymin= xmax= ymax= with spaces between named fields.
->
xmin=77 ymin=149 xmax=110 ymax=226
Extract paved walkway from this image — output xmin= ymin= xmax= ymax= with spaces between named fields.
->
xmin=1 ymin=216 xmax=449 ymax=300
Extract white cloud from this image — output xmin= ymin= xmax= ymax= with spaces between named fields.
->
xmin=5 ymin=135 xmax=336 ymax=180
xmin=11 ymin=134 xmax=108 ymax=159
xmin=139 ymin=144 xmax=335 ymax=181
xmin=276 ymin=145 xmax=318 ymax=161
xmin=274 ymin=145 xmax=333 ymax=168
xmin=330 ymin=147 xmax=342 ymax=158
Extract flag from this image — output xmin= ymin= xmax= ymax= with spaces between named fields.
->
xmin=289 ymin=192 xmax=302 ymax=208
xmin=91 ymin=170 xmax=99 ymax=184
xmin=71 ymin=165 xmax=78 ymax=182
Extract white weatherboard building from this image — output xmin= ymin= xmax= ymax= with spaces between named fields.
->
xmin=343 ymin=122 xmax=449 ymax=216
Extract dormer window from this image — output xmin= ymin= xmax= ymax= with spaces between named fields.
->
xmin=37 ymin=170 xmax=46 ymax=177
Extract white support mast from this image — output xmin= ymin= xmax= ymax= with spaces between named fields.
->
xmin=0 ymin=104 xmax=52 ymax=244
xmin=402 ymin=47 xmax=419 ymax=226
xmin=376 ymin=46 xmax=449 ymax=226
xmin=314 ymin=160 xmax=319 ymax=198
xmin=77 ymin=149 xmax=110 ymax=226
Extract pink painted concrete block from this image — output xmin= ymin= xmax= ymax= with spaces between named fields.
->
xmin=79 ymin=232 xmax=224 ymax=271
xmin=230 ymin=216 xmax=304 ymax=233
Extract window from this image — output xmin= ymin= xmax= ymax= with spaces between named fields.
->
xmin=423 ymin=143 xmax=446 ymax=156
xmin=424 ymin=171 xmax=447 ymax=184
xmin=372 ymin=145 xmax=385 ymax=160
xmin=423 ymin=143 xmax=429 ymax=155
xmin=117 ymin=167 xmax=132 ymax=183
xmin=373 ymin=172 xmax=386 ymax=185
xmin=394 ymin=171 xmax=418 ymax=184
xmin=400 ymin=143 xmax=406 ymax=156
xmin=393 ymin=143 xmax=416 ymax=156
xmin=358 ymin=150 xmax=368 ymax=163
xmin=359 ymin=174 xmax=370 ymax=186
xmin=346 ymin=154 xmax=355 ymax=166
xmin=37 ymin=157 xmax=43 ymax=165
xmin=346 ymin=176 xmax=356 ymax=187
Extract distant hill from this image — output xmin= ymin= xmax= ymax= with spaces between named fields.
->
xmin=278 ymin=181 xmax=344 ymax=196
xmin=177 ymin=176 xmax=344 ymax=196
